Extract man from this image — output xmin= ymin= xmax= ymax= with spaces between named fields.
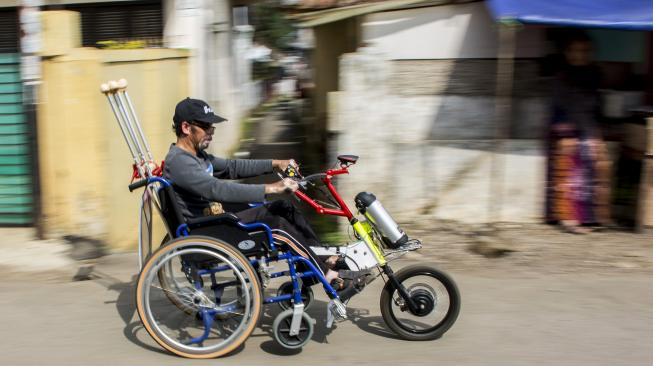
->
xmin=164 ymin=97 xmax=353 ymax=288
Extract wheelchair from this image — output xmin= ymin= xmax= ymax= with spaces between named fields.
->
xmin=133 ymin=176 xmax=337 ymax=358
xmin=100 ymin=80 xmax=460 ymax=359
xmin=130 ymin=156 xmax=461 ymax=358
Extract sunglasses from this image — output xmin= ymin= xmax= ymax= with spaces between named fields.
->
xmin=188 ymin=121 xmax=215 ymax=133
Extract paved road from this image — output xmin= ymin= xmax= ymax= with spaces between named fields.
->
xmin=1 ymin=253 xmax=651 ymax=366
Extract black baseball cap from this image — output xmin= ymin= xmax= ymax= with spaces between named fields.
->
xmin=173 ymin=97 xmax=227 ymax=125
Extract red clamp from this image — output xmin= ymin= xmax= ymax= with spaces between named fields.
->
xmin=130 ymin=161 xmax=164 ymax=182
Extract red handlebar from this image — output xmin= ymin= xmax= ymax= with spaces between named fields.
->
xmin=294 ymin=165 xmax=354 ymax=219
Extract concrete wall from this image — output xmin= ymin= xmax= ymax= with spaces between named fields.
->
xmin=320 ymin=3 xmax=554 ymax=223
xmin=361 ymin=1 xmax=545 ymax=60
xmin=162 ymin=0 xmax=260 ymax=157
xmin=38 ymin=11 xmax=189 ymax=249
xmin=322 ymin=3 xmax=553 ymax=223
xmin=312 ymin=18 xmax=359 ymax=145
xmin=329 ymin=49 xmax=547 ymax=224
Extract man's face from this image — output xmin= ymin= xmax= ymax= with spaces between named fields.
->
xmin=185 ymin=121 xmax=215 ymax=151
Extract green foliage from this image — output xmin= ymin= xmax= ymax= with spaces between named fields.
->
xmin=252 ymin=0 xmax=295 ymax=50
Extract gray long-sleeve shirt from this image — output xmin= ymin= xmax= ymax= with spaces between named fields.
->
xmin=163 ymin=144 xmax=273 ymax=218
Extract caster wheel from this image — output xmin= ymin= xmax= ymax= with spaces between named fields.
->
xmin=272 ymin=308 xmax=314 ymax=349
xmin=276 ymin=281 xmax=314 ymax=311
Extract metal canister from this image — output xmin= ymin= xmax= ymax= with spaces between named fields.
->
xmin=354 ymin=192 xmax=408 ymax=248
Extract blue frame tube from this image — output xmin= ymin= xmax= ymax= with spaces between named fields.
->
xmin=175 ymin=223 xmax=189 ymax=237
xmin=194 ymin=251 xmax=339 ymax=303
xmin=236 ymin=222 xmax=276 ymax=251
xmin=291 ymin=256 xmax=339 ymax=299
xmin=287 ymin=255 xmax=303 ymax=305
xmin=265 ymin=294 xmax=293 ymax=304
xmin=189 ymin=309 xmax=214 ymax=345
xmin=147 ymin=176 xmax=171 ymax=187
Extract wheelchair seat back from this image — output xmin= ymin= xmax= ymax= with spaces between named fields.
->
xmin=156 ymin=183 xmax=267 ymax=258
xmin=157 ymin=184 xmax=186 ymax=237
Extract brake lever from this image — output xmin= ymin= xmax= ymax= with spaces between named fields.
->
xmin=276 ymin=172 xmax=306 ymax=195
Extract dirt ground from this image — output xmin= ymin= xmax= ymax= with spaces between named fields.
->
xmin=400 ymin=218 xmax=653 ymax=275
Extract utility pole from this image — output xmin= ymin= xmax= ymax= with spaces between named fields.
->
xmin=19 ymin=0 xmax=43 ymax=238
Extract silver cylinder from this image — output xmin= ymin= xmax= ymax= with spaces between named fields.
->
xmin=355 ymin=192 xmax=408 ymax=248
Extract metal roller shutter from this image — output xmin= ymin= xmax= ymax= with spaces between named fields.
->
xmin=0 ymin=9 xmax=32 ymax=225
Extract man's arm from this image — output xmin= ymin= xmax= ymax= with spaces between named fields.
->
xmin=167 ymin=154 xmax=267 ymax=203
xmin=210 ymin=156 xmax=273 ymax=179
xmin=210 ymin=156 xmax=298 ymax=179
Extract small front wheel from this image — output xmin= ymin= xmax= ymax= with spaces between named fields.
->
xmin=380 ymin=265 xmax=460 ymax=341
xmin=272 ymin=309 xmax=314 ymax=349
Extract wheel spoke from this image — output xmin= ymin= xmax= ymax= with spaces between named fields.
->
xmin=137 ymin=239 xmax=262 ymax=358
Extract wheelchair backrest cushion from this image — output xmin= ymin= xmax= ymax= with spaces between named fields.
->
xmin=158 ymin=185 xmax=187 ymax=235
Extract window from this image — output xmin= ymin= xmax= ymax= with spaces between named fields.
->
xmin=0 ymin=8 xmax=18 ymax=53
xmin=65 ymin=1 xmax=163 ymax=48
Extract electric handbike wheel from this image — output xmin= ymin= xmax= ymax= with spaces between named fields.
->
xmin=136 ymin=236 xmax=262 ymax=358
xmin=380 ymin=265 xmax=460 ymax=341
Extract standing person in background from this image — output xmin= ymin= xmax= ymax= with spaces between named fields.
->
xmin=545 ymin=31 xmax=613 ymax=233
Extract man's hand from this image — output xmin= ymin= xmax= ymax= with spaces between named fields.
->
xmin=272 ymin=159 xmax=299 ymax=173
xmin=265 ymin=178 xmax=299 ymax=194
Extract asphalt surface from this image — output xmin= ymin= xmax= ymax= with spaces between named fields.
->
xmin=0 ymin=251 xmax=651 ymax=366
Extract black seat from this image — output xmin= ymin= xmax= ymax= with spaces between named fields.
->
xmin=156 ymin=183 xmax=267 ymax=257
xmin=337 ymin=154 xmax=359 ymax=164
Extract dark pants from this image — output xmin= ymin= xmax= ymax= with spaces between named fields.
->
xmin=235 ymin=200 xmax=326 ymax=273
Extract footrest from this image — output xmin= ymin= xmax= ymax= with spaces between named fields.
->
xmin=396 ymin=239 xmax=422 ymax=251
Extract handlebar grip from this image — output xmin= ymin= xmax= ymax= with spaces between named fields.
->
xmin=128 ymin=179 xmax=148 ymax=192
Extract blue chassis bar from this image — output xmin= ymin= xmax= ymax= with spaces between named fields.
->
xmin=185 ymin=254 xmax=338 ymax=346
xmin=196 ymin=251 xmax=339 ymax=303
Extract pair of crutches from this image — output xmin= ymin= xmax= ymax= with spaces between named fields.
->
xmin=100 ymin=79 xmax=160 ymax=179
xmin=100 ymin=79 xmax=161 ymax=268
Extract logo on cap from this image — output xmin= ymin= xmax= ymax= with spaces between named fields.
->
xmin=204 ymin=106 xmax=213 ymax=114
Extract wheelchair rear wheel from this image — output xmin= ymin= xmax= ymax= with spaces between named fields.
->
xmin=136 ymin=235 xmax=262 ymax=358
xmin=157 ymin=235 xmax=196 ymax=314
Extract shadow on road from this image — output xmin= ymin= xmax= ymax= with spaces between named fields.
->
xmin=256 ymin=292 xmax=399 ymax=356
xmin=90 ymin=263 xmax=400 ymax=358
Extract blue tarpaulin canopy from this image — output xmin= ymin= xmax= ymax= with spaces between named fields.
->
xmin=487 ymin=0 xmax=653 ymax=30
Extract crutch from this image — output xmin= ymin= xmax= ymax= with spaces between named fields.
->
xmin=100 ymin=79 xmax=161 ymax=267
xmin=100 ymin=79 xmax=158 ymax=178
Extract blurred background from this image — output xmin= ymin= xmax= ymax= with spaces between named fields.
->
xmin=1 ymin=0 xmax=652 ymax=250
xmin=1 ymin=1 xmax=652 ymax=364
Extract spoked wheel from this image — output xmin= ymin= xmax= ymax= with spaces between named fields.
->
xmin=276 ymin=281 xmax=314 ymax=311
xmin=136 ymin=236 xmax=262 ymax=359
xmin=380 ymin=265 xmax=460 ymax=341
xmin=272 ymin=309 xmax=314 ymax=349
xmin=157 ymin=235 xmax=196 ymax=314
